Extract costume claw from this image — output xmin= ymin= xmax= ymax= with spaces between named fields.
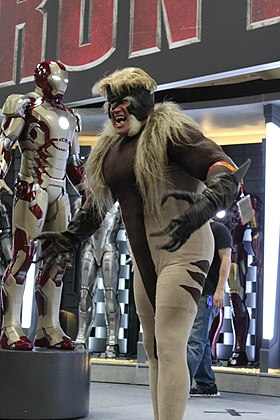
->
xmin=233 ymin=159 xmax=251 ymax=182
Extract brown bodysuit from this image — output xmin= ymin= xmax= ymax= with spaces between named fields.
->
xmin=102 ymin=131 xmax=233 ymax=420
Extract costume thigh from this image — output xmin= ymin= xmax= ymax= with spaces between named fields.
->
xmin=155 ymin=261 xmax=205 ymax=361
xmin=133 ymin=262 xmax=155 ymax=357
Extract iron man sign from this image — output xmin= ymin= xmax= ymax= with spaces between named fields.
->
xmin=0 ymin=0 xmax=280 ymax=106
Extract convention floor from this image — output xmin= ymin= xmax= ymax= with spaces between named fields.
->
xmin=88 ymin=382 xmax=280 ymax=419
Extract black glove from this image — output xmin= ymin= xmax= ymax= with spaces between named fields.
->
xmin=151 ymin=159 xmax=251 ymax=252
xmin=34 ymin=204 xmax=101 ymax=267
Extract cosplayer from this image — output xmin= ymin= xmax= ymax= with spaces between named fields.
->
xmin=221 ymin=192 xmax=263 ymax=366
xmin=36 ymin=68 xmax=249 ymax=420
xmin=0 ymin=60 xmax=85 ymax=351
xmin=76 ymin=201 xmax=122 ymax=358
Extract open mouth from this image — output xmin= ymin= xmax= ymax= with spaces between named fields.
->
xmin=115 ymin=115 xmax=126 ymax=124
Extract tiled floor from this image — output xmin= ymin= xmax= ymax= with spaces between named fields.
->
xmin=88 ymin=381 xmax=280 ymax=419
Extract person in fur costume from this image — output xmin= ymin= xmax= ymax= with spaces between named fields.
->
xmin=36 ymin=68 xmax=249 ymax=420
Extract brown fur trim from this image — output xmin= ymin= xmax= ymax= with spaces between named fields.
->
xmin=85 ymin=102 xmax=201 ymax=220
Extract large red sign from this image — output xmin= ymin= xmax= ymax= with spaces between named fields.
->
xmin=0 ymin=0 xmax=201 ymax=85
xmin=247 ymin=0 xmax=280 ymax=28
xmin=0 ymin=0 xmax=279 ymax=106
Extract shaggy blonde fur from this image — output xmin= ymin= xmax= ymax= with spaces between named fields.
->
xmin=92 ymin=67 xmax=157 ymax=97
xmin=85 ymin=100 xmax=202 ymax=221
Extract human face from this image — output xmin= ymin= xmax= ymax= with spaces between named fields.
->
xmin=109 ymin=99 xmax=131 ymax=136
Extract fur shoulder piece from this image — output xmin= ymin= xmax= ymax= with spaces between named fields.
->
xmin=134 ymin=102 xmax=201 ymax=217
xmin=146 ymin=101 xmax=200 ymax=142
xmin=85 ymin=121 xmax=119 ymax=215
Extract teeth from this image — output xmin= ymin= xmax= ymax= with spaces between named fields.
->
xmin=115 ymin=116 xmax=126 ymax=123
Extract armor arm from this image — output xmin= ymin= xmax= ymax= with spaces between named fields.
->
xmin=66 ymin=109 xmax=86 ymax=200
xmin=0 ymin=201 xmax=12 ymax=263
xmin=0 ymin=94 xmax=30 ymax=185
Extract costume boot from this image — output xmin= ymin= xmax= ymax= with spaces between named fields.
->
xmin=104 ymin=290 xmax=121 ymax=358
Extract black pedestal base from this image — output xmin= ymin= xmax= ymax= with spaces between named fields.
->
xmin=0 ymin=348 xmax=90 ymax=419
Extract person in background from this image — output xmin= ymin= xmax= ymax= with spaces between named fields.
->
xmin=35 ymin=67 xmax=248 ymax=420
xmin=187 ymin=219 xmax=232 ymax=397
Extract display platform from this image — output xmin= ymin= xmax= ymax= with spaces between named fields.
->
xmin=0 ymin=347 xmax=91 ymax=419
xmin=90 ymin=357 xmax=280 ymax=398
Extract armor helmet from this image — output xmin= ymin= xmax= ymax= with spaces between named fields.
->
xmin=34 ymin=60 xmax=68 ymax=103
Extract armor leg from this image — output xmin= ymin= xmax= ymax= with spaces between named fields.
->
xmin=0 ymin=184 xmax=48 ymax=350
xmin=209 ymin=308 xmax=224 ymax=361
xmin=34 ymin=193 xmax=75 ymax=350
xmin=34 ymin=263 xmax=75 ymax=350
xmin=102 ymin=251 xmax=121 ymax=358
xmin=76 ymin=243 xmax=98 ymax=347
xmin=0 ymin=246 xmax=35 ymax=350
xmin=227 ymin=260 xmax=249 ymax=366
xmin=227 ymin=292 xmax=249 ymax=366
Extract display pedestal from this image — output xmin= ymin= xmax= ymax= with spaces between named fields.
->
xmin=0 ymin=347 xmax=90 ymax=419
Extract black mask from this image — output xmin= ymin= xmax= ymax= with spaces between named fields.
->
xmin=107 ymin=86 xmax=154 ymax=121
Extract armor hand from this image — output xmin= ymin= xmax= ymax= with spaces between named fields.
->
xmin=151 ymin=159 xmax=251 ymax=252
xmin=0 ymin=179 xmax=13 ymax=195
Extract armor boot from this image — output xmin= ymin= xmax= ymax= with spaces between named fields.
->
xmin=34 ymin=266 xmax=75 ymax=350
xmin=76 ymin=285 xmax=96 ymax=348
xmin=0 ymin=246 xmax=34 ymax=350
xmin=0 ymin=272 xmax=33 ymax=350
xmin=102 ymin=250 xmax=121 ymax=358
xmin=227 ymin=292 xmax=249 ymax=367
xmin=76 ymin=241 xmax=97 ymax=348
xmin=104 ymin=287 xmax=121 ymax=358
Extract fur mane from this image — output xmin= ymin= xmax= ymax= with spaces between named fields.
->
xmin=85 ymin=102 xmax=201 ymax=219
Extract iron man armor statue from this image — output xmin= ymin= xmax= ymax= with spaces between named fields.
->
xmin=222 ymin=193 xmax=263 ymax=366
xmin=76 ymin=201 xmax=122 ymax=358
xmin=0 ymin=60 xmax=85 ymax=351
